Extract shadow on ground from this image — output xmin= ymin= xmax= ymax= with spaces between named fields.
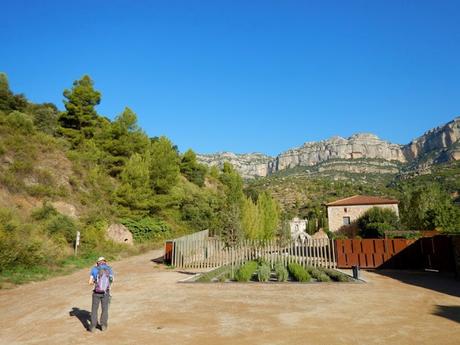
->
xmin=151 ymin=255 xmax=164 ymax=264
xmin=432 ymin=305 xmax=460 ymax=324
xmin=69 ymin=307 xmax=91 ymax=330
xmin=374 ymin=270 xmax=460 ymax=298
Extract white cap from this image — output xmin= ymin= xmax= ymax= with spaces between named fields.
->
xmin=97 ymin=256 xmax=106 ymax=262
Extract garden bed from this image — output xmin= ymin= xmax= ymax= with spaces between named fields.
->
xmin=184 ymin=260 xmax=358 ymax=283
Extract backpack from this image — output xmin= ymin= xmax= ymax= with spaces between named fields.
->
xmin=94 ymin=266 xmax=111 ymax=293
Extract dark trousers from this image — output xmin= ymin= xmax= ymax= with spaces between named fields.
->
xmin=90 ymin=292 xmax=110 ymax=329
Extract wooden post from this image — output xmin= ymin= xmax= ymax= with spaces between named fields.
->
xmin=74 ymin=231 xmax=80 ymax=256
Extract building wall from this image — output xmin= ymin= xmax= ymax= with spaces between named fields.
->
xmin=327 ymin=204 xmax=399 ymax=232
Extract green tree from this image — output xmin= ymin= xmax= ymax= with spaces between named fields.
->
xmin=357 ymin=207 xmax=400 ymax=238
xmin=100 ymin=107 xmax=149 ymax=176
xmin=180 ymin=149 xmax=207 ymax=187
xmin=0 ymin=73 xmax=28 ymax=113
xmin=32 ymin=104 xmax=59 ymax=135
xmin=241 ymin=195 xmax=261 ymax=239
xmin=58 ymin=75 xmax=101 ymax=144
xmin=115 ymin=153 xmax=152 ymax=213
xmin=149 ymin=136 xmax=180 ymax=194
xmin=257 ymin=192 xmax=280 ymax=240
xmin=399 ymin=182 xmax=460 ymax=232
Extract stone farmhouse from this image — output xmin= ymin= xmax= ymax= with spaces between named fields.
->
xmin=325 ymin=195 xmax=399 ymax=232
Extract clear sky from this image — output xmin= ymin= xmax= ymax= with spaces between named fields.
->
xmin=1 ymin=0 xmax=459 ymax=156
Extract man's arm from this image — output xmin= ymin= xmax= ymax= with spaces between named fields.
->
xmin=88 ymin=276 xmax=94 ymax=285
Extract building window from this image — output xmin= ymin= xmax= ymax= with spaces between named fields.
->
xmin=344 ymin=208 xmax=347 ymax=213
xmin=343 ymin=216 xmax=351 ymax=225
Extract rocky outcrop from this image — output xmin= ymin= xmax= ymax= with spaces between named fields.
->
xmin=273 ymin=133 xmax=406 ymax=172
xmin=403 ymin=117 xmax=460 ymax=161
xmin=197 ymin=152 xmax=273 ymax=179
xmin=106 ymin=224 xmax=133 ymax=245
xmin=197 ymin=117 xmax=460 ymax=178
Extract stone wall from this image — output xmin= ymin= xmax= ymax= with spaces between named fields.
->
xmin=327 ymin=204 xmax=399 ymax=232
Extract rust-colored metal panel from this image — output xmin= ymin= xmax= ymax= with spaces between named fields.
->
xmin=347 ymin=253 xmax=359 ymax=267
xmin=392 ymin=239 xmax=407 ymax=254
xmin=373 ymin=253 xmax=384 ymax=267
xmin=362 ymin=240 xmax=374 ymax=254
xmin=364 ymin=253 xmax=374 ymax=268
xmin=358 ymin=253 xmax=366 ymax=267
xmin=351 ymin=239 xmax=362 ymax=253
xmin=374 ymin=240 xmax=385 ymax=253
xmin=343 ymin=240 xmax=353 ymax=254
xmin=164 ymin=241 xmax=173 ymax=264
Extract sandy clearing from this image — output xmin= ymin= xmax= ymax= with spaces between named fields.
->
xmin=0 ymin=249 xmax=459 ymax=345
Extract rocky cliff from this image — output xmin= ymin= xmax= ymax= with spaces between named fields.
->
xmin=198 ymin=117 xmax=460 ymax=178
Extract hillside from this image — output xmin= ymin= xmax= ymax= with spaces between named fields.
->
xmin=0 ymin=73 xmax=238 ymax=286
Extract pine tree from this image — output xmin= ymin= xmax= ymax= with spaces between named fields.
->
xmin=58 ymin=75 xmax=101 ymax=144
xmin=149 ymin=136 xmax=180 ymax=194
xmin=180 ymin=149 xmax=207 ymax=187
xmin=115 ymin=153 xmax=152 ymax=213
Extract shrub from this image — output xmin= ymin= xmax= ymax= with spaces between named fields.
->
xmin=46 ymin=214 xmax=78 ymax=244
xmin=121 ymin=217 xmax=171 ymax=242
xmin=31 ymin=203 xmax=58 ymax=221
xmin=235 ymin=261 xmax=258 ymax=282
xmin=256 ymin=262 xmax=271 ymax=282
xmin=196 ymin=265 xmax=231 ymax=282
xmin=305 ymin=266 xmax=332 ymax=282
xmin=287 ymin=263 xmax=310 ymax=282
xmin=274 ymin=262 xmax=288 ymax=282
xmin=357 ymin=207 xmax=399 ymax=238
xmin=320 ymin=268 xmax=350 ymax=282
xmin=6 ymin=111 xmax=34 ymax=133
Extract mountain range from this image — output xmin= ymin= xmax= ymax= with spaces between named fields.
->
xmin=197 ymin=117 xmax=460 ymax=179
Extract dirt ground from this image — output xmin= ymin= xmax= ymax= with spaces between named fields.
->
xmin=1 ymin=249 xmax=459 ymax=345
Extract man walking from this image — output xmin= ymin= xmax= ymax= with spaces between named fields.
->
xmin=88 ymin=257 xmax=114 ymax=332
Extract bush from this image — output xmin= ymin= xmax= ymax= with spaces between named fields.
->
xmin=274 ymin=262 xmax=288 ymax=282
xmin=46 ymin=214 xmax=79 ymax=244
xmin=287 ymin=263 xmax=310 ymax=282
xmin=256 ymin=262 xmax=271 ymax=282
xmin=6 ymin=111 xmax=34 ymax=133
xmin=121 ymin=217 xmax=171 ymax=242
xmin=357 ymin=207 xmax=399 ymax=238
xmin=306 ymin=266 xmax=332 ymax=282
xmin=196 ymin=265 xmax=231 ymax=282
xmin=235 ymin=261 xmax=258 ymax=282
xmin=320 ymin=268 xmax=350 ymax=282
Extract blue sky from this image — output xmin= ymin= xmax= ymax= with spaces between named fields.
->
xmin=1 ymin=0 xmax=459 ymax=156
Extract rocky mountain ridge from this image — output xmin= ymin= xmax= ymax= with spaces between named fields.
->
xmin=197 ymin=117 xmax=460 ymax=178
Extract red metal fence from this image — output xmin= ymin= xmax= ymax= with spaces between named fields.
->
xmin=335 ymin=239 xmax=415 ymax=268
xmin=335 ymin=236 xmax=457 ymax=272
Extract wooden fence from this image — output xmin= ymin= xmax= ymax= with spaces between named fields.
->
xmin=168 ymin=232 xmax=336 ymax=269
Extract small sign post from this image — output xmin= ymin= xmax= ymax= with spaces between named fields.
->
xmin=75 ymin=231 xmax=80 ymax=256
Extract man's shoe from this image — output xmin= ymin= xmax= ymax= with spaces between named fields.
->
xmin=101 ymin=325 xmax=107 ymax=331
xmin=88 ymin=327 xmax=95 ymax=333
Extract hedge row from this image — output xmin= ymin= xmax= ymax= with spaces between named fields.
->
xmin=287 ymin=263 xmax=311 ymax=282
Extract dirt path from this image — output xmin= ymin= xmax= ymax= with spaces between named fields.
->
xmin=1 ymin=250 xmax=459 ymax=345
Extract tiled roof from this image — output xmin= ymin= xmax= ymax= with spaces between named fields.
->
xmin=325 ymin=195 xmax=399 ymax=206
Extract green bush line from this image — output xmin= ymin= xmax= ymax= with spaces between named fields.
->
xmin=287 ymin=262 xmax=310 ymax=282
xmin=256 ymin=262 xmax=271 ymax=282
xmin=274 ymin=262 xmax=289 ymax=282
xmin=235 ymin=261 xmax=258 ymax=282
xmin=319 ymin=267 xmax=351 ymax=282
xmin=305 ymin=265 xmax=332 ymax=282
xmin=196 ymin=265 xmax=232 ymax=282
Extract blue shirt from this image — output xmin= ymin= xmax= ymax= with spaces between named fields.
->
xmin=90 ymin=264 xmax=114 ymax=282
